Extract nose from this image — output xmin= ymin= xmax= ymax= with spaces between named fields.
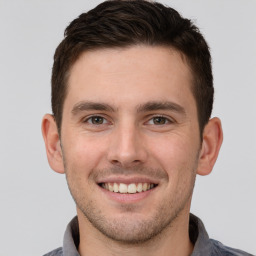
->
xmin=107 ymin=123 xmax=148 ymax=168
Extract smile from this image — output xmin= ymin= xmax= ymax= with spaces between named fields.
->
xmin=99 ymin=182 xmax=157 ymax=194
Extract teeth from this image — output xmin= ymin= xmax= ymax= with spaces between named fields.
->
xmin=108 ymin=183 xmax=114 ymax=192
xmin=101 ymin=182 xmax=155 ymax=194
xmin=142 ymin=183 xmax=148 ymax=191
xmin=128 ymin=184 xmax=136 ymax=193
xmin=137 ymin=183 xmax=143 ymax=192
xmin=119 ymin=183 xmax=128 ymax=193
xmin=113 ymin=183 xmax=119 ymax=192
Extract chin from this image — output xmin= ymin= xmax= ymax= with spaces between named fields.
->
xmin=78 ymin=200 xmax=185 ymax=245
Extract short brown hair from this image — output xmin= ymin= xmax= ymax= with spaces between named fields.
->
xmin=52 ymin=0 xmax=213 ymax=136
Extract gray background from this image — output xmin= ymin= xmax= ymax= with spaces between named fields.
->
xmin=0 ymin=0 xmax=255 ymax=255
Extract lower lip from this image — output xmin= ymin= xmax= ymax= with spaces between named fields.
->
xmin=99 ymin=185 xmax=155 ymax=203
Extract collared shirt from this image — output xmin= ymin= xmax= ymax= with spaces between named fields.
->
xmin=43 ymin=214 xmax=254 ymax=256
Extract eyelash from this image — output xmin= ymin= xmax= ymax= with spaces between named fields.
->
xmin=83 ymin=115 xmax=109 ymax=125
xmin=82 ymin=115 xmax=174 ymax=126
xmin=146 ymin=115 xmax=174 ymax=125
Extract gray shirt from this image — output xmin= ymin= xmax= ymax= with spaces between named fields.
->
xmin=43 ymin=214 xmax=254 ymax=256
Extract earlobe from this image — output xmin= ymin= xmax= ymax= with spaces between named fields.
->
xmin=41 ymin=114 xmax=65 ymax=174
xmin=197 ymin=117 xmax=223 ymax=176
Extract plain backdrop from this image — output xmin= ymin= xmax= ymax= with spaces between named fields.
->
xmin=0 ymin=0 xmax=255 ymax=255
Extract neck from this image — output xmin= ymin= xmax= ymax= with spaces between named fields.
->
xmin=77 ymin=208 xmax=193 ymax=256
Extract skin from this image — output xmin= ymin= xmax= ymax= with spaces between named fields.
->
xmin=42 ymin=46 xmax=223 ymax=256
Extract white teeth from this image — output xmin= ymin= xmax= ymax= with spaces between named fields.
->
xmin=137 ymin=183 xmax=143 ymax=192
xmin=128 ymin=184 xmax=137 ymax=193
xmin=142 ymin=183 xmax=148 ymax=191
xmin=108 ymin=183 xmax=114 ymax=192
xmin=119 ymin=183 xmax=128 ymax=193
xmin=113 ymin=183 xmax=119 ymax=192
xmin=101 ymin=182 xmax=155 ymax=194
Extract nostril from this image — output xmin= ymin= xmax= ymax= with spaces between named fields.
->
xmin=110 ymin=160 xmax=122 ymax=166
xmin=110 ymin=159 xmax=142 ymax=168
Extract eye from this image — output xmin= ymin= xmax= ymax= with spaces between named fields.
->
xmin=86 ymin=116 xmax=107 ymax=125
xmin=147 ymin=116 xmax=173 ymax=125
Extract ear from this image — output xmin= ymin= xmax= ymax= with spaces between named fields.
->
xmin=197 ymin=117 xmax=223 ymax=176
xmin=41 ymin=114 xmax=65 ymax=174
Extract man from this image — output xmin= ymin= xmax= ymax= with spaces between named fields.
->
xmin=41 ymin=1 xmax=253 ymax=255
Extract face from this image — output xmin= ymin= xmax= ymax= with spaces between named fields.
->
xmin=60 ymin=46 xmax=202 ymax=243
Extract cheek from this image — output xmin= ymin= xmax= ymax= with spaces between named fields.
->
xmin=147 ymin=133 xmax=199 ymax=174
xmin=62 ymin=133 xmax=107 ymax=173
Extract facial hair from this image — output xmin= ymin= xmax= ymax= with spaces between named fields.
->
xmin=64 ymin=163 xmax=198 ymax=245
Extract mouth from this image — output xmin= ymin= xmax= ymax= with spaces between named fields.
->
xmin=98 ymin=182 xmax=158 ymax=194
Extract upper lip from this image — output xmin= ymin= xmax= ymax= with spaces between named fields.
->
xmin=96 ymin=176 xmax=159 ymax=185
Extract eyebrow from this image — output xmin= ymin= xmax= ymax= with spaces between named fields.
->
xmin=71 ymin=100 xmax=186 ymax=116
xmin=137 ymin=101 xmax=186 ymax=115
xmin=71 ymin=101 xmax=116 ymax=115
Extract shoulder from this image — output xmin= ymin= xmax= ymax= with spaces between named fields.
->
xmin=42 ymin=247 xmax=63 ymax=256
xmin=210 ymin=239 xmax=254 ymax=256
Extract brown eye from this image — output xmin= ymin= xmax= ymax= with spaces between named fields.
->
xmin=89 ymin=116 xmax=106 ymax=125
xmin=152 ymin=116 xmax=168 ymax=125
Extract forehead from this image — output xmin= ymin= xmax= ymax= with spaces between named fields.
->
xmin=65 ymin=45 xmax=196 ymax=113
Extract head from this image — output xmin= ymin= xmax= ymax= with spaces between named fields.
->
xmin=42 ymin=0 xmax=223 ymax=247
xmin=52 ymin=0 xmax=213 ymax=137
